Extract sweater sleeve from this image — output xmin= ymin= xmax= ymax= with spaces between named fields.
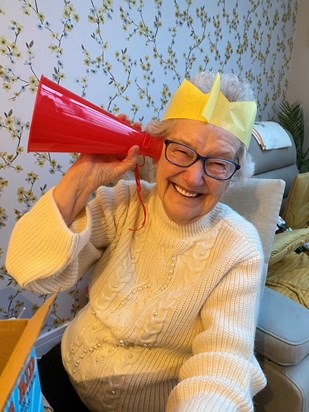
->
xmin=6 ymin=180 xmax=141 ymax=294
xmin=5 ymin=187 xmax=102 ymax=293
xmin=166 ymin=245 xmax=267 ymax=411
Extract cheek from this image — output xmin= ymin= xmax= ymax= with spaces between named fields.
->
xmin=155 ymin=159 xmax=181 ymax=203
xmin=206 ymin=179 xmax=230 ymax=199
xmin=155 ymin=159 xmax=168 ymax=195
xmin=155 ymin=157 xmax=174 ymax=182
xmin=216 ymin=181 xmax=230 ymax=199
xmin=155 ymin=158 xmax=164 ymax=183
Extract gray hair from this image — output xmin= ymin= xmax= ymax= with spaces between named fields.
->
xmin=190 ymin=72 xmax=256 ymax=102
xmin=145 ymin=72 xmax=256 ymax=182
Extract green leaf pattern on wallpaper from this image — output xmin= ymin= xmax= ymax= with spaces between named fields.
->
xmin=0 ymin=0 xmax=297 ymax=326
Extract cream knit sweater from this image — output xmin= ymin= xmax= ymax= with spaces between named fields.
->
xmin=6 ymin=180 xmax=266 ymax=412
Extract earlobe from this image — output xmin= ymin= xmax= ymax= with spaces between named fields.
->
xmin=223 ymin=180 xmax=232 ymax=193
xmin=138 ymin=157 xmax=157 ymax=182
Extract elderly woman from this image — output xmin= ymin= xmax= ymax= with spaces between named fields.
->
xmin=6 ymin=72 xmax=266 ymax=411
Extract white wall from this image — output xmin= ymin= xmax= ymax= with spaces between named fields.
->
xmin=286 ymin=0 xmax=309 ymax=151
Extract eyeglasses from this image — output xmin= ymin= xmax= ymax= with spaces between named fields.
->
xmin=164 ymin=139 xmax=241 ymax=181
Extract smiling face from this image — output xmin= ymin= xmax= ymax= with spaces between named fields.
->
xmin=155 ymin=119 xmax=241 ymax=225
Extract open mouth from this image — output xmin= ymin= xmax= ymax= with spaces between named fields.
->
xmin=173 ymin=183 xmax=199 ymax=198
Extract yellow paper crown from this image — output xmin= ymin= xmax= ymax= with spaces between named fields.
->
xmin=162 ymin=73 xmax=257 ymax=148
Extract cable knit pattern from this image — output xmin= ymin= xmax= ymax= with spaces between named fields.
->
xmin=6 ymin=180 xmax=266 ymax=411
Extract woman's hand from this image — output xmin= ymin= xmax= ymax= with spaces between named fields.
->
xmin=54 ymin=145 xmax=139 ymax=226
xmin=117 ymin=113 xmax=142 ymax=131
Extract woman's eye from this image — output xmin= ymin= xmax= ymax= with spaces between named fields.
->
xmin=175 ymin=149 xmax=190 ymax=156
xmin=171 ymin=147 xmax=192 ymax=158
xmin=207 ymin=160 xmax=227 ymax=170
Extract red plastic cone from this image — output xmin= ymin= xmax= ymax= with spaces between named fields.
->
xmin=27 ymin=76 xmax=163 ymax=160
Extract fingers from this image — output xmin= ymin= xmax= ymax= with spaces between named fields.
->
xmin=117 ymin=113 xmax=142 ymax=131
xmin=126 ymin=145 xmax=139 ymax=164
xmin=117 ymin=113 xmax=127 ymax=122
xmin=132 ymin=122 xmax=142 ymax=131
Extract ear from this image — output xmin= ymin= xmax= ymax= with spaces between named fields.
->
xmin=220 ymin=179 xmax=232 ymax=196
xmin=138 ymin=156 xmax=157 ymax=182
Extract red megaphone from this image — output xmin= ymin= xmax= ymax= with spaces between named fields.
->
xmin=27 ymin=75 xmax=163 ymax=160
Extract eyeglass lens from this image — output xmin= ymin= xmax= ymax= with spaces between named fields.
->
xmin=165 ymin=141 xmax=238 ymax=180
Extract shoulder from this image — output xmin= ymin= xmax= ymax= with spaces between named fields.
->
xmin=214 ymin=202 xmax=263 ymax=254
xmin=94 ymin=180 xmax=156 ymax=223
xmin=96 ymin=179 xmax=155 ymax=202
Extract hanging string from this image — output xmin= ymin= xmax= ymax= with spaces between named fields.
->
xmin=129 ymin=160 xmax=147 ymax=231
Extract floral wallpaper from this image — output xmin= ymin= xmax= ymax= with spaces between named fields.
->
xmin=0 ymin=0 xmax=297 ymax=330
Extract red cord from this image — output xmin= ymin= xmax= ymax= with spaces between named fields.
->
xmin=129 ymin=163 xmax=147 ymax=231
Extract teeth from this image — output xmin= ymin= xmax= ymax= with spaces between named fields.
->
xmin=174 ymin=184 xmax=198 ymax=198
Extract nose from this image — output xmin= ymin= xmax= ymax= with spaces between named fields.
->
xmin=182 ymin=159 xmax=205 ymax=186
